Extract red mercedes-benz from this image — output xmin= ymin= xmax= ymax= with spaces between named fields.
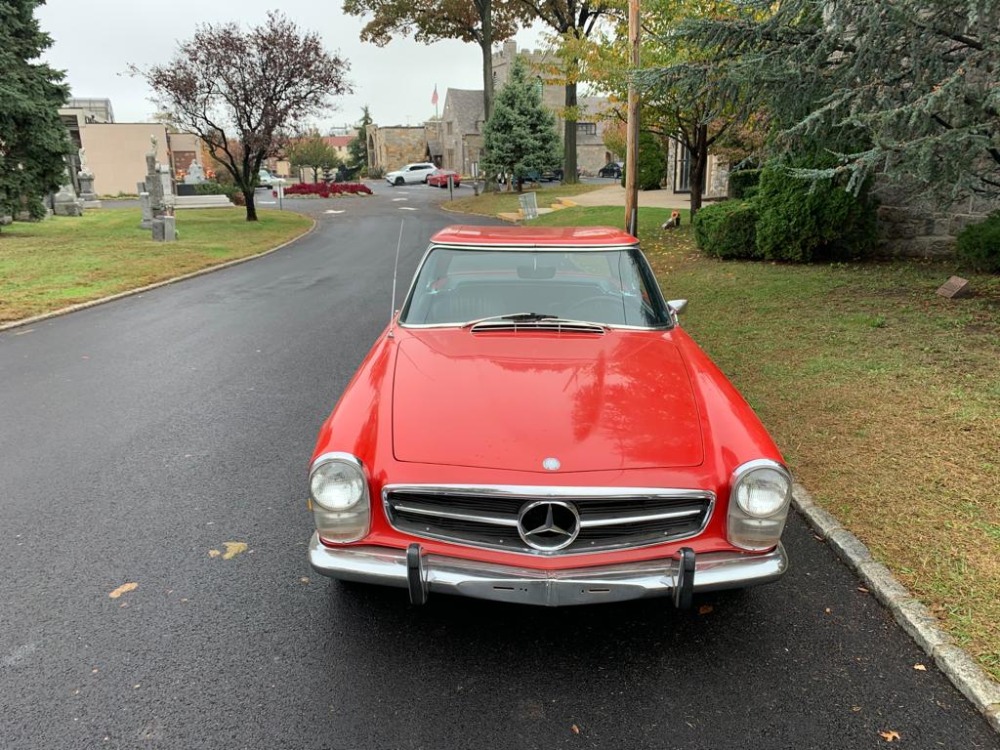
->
xmin=307 ymin=225 xmax=791 ymax=607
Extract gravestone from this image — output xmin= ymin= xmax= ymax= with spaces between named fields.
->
xmin=76 ymin=148 xmax=101 ymax=208
xmin=139 ymin=192 xmax=152 ymax=229
xmin=140 ymin=136 xmax=176 ymax=241
xmin=183 ymin=162 xmax=206 ymax=185
xmin=53 ymin=171 xmax=84 ymax=217
xmin=936 ymin=276 xmax=971 ymax=299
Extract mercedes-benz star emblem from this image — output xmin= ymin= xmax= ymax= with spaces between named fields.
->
xmin=517 ymin=500 xmax=580 ymax=552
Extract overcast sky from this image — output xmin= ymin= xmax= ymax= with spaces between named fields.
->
xmin=36 ymin=0 xmax=547 ymax=130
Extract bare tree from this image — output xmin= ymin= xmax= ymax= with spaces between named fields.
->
xmin=134 ymin=12 xmax=351 ymax=221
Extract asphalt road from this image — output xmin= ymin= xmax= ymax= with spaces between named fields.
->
xmin=1 ymin=182 xmax=996 ymax=749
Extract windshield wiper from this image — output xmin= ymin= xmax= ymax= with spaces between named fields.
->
xmin=500 ymin=312 xmax=558 ymax=321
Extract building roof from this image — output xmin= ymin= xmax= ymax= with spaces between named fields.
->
xmin=323 ymin=135 xmax=354 ymax=149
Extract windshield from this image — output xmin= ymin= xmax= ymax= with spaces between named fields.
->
xmin=400 ymin=246 xmax=672 ymax=328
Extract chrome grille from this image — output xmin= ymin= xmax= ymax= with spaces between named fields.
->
xmin=383 ymin=485 xmax=714 ymax=555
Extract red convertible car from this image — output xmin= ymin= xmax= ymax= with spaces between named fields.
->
xmin=307 ymin=225 xmax=791 ymax=607
xmin=427 ymin=169 xmax=461 ymax=188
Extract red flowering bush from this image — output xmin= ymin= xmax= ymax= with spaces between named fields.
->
xmin=284 ymin=182 xmax=373 ymax=197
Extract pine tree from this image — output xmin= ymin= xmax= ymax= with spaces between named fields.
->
xmin=348 ymin=106 xmax=372 ymax=174
xmin=481 ymin=56 xmax=561 ymax=192
xmin=0 ymin=0 xmax=71 ymax=228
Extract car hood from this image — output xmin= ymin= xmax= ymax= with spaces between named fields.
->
xmin=392 ymin=330 xmax=704 ymax=472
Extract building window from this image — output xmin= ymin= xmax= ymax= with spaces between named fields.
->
xmin=446 ymin=149 xmax=455 ymax=170
xmin=446 ymin=121 xmax=453 ymax=136
xmin=577 ymin=122 xmax=597 ymax=136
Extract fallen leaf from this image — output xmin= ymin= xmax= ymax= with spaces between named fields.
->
xmin=570 ymin=724 xmax=580 ymax=735
xmin=300 ymin=577 xmax=310 ymax=584
xmin=108 ymin=582 xmax=138 ymax=599
xmin=914 ymin=664 xmax=927 ymax=671
xmin=698 ymin=604 xmax=714 ymax=615
xmin=208 ymin=550 xmax=221 ymax=558
xmin=222 ymin=541 xmax=247 ymax=560
xmin=857 ymin=586 xmax=869 ymax=593
xmin=879 ymin=730 xmax=901 ymax=742
xmin=851 ymin=706 xmax=862 ymax=712
xmin=825 ymin=607 xmax=832 ymax=614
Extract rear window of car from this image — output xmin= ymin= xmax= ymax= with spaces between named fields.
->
xmin=400 ymin=247 xmax=672 ymax=328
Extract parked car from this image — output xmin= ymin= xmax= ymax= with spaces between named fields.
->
xmin=385 ymin=162 xmax=437 ymax=186
xmin=427 ymin=169 xmax=461 ymax=188
xmin=306 ymin=225 xmax=791 ymax=608
xmin=257 ymin=169 xmax=275 ymax=188
xmin=598 ymin=162 xmax=623 ymax=179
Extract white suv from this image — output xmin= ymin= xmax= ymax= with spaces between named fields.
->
xmin=386 ymin=163 xmax=437 ymax=186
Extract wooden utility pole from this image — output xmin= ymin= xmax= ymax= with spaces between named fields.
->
xmin=624 ymin=0 xmax=641 ymax=237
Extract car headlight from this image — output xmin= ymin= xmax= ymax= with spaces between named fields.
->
xmin=727 ymin=459 xmax=792 ymax=551
xmin=309 ymin=453 xmax=370 ymax=543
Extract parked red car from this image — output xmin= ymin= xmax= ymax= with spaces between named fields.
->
xmin=307 ymin=225 xmax=791 ymax=607
xmin=427 ymin=169 xmax=461 ymax=188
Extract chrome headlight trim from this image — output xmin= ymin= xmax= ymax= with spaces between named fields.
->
xmin=730 ymin=459 xmax=792 ymax=518
xmin=727 ymin=459 xmax=792 ymax=551
xmin=309 ymin=452 xmax=368 ymax=511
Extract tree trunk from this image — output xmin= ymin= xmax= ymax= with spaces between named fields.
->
xmin=688 ymin=124 xmax=709 ymax=220
xmin=244 ymin=190 xmax=258 ymax=222
xmin=477 ymin=12 xmax=498 ymax=194
xmin=563 ymin=81 xmax=578 ymax=184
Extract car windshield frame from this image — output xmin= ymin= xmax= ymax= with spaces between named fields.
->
xmin=398 ymin=243 xmax=675 ymax=330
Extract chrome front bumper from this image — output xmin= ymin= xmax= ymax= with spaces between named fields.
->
xmin=308 ymin=532 xmax=788 ymax=607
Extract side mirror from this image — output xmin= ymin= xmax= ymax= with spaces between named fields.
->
xmin=667 ymin=299 xmax=688 ymax=315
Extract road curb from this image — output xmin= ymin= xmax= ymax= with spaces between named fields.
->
xmin=0 ymin=216 xmax=317 ymax=334
xmin=792 ymin=483 xmax=1000 ymax=734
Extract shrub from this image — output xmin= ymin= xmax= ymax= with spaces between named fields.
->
xmin=283 ymin=182 xmax=373 ymax=197
xmin=694 ymin=200 xmax=759 ymax=259
xmin=753 ymin=163 xmax=877 ymax=262
xmin=620 ymin=132 xmax=667 ymax=190
xmin=727 ymin=169 xmax=761 ymax=199
xmin=956 ymin=212 xmax=1000 ymax=273
xmin=195 ymin=182 xmax=237 ymax=198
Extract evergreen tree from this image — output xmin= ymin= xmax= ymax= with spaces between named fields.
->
xmin=348 ymin=106 xmax=372 ymax=173
xmin=481 ymin=56 xmax=561 ymax=192
xmin=0 ymin=0 xmax=71 ymax=228
xmin=680 ymin=0 xmax=1000 ymax=200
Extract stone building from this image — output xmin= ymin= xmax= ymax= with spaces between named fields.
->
xmin=367 ymin=123 xmax=441 ymax=173
xmin=439 ymin=89 xmax=485 ymax=174
xmin=489 ymin=41 xmax=616 ymax=176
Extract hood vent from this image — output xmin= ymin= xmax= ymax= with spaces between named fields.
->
xmin=469 ymin=319 xmax=606 ymax=335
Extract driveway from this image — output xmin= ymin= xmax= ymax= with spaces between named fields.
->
xmin=0 ymin=182 xmax=996 ymax=748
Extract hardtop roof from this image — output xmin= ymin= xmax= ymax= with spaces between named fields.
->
xmin=430 ymin=225 xmax=639 ymax=249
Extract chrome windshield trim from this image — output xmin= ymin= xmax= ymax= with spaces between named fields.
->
xmin=578 ymin=508 xmax=702 ymax=528
xmin=392 ymin=502 xmax=519 ymax=528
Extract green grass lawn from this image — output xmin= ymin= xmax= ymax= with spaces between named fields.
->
xmin=534 ymin=206 xmax=1000 ymax=680
xmin=443 ymin=182 xmax=604 ymax=217
xmin=0 ymin=208 xmax=312 ymax=324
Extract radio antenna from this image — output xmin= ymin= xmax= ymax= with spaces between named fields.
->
xmin=389 ymin=219 xmax=404 ymax=332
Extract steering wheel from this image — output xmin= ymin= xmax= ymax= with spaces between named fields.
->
xmin=563 ymin=294 xmax=626 ymax=322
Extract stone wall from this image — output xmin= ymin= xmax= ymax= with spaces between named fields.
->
xmin=368 ymin=126 xmax=429 ymax=172
xmin=874 ymin=185 xmax=998 ymax=258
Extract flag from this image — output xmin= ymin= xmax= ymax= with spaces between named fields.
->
xmin=431 ymin=85 xmax=439 ymax=107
